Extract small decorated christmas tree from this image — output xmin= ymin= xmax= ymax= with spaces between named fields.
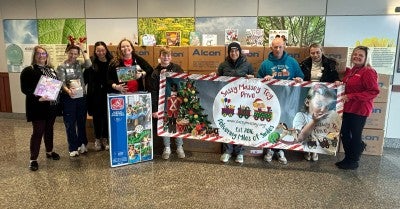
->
xmin=176 ymin=79 xmax=211 ymax=135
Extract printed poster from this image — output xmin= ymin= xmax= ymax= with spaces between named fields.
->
xmin=166 ymin=31 xmax=181 ymax=46
xmin=269 ymin=30 xmax=289 ymax=46
xmin=224 ymin=29 xmax=239 ymax=44
xmin=157 ymin=73 xmax=343 ymax=155
xmin=202 ymin=34 xmax=218 ymax=46
xmin=245 ymin=29 xmax=264 ymax=46
xmin=189 ymin=31 xmax=201 ymax=46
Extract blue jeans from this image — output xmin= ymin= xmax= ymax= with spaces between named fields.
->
xmin=163 ymin=137 xmax=183 ymax=147
xmin=222 ymin=143 xmax=244 ymax=155
xmin=61 ymin=94 xmax=87 ymax=152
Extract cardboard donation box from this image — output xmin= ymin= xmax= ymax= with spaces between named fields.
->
xmin=86 ymin=115 xmax=95 ymax=142
xmin=323 ymin=47 xmax=348 ymax=74
xmin=183 ymin=139 xmax=221 ymax=153
xmin=339 ymin=129 xmax=385 ymax=156
xmin=108 ymin=93 xmax=153 ymax=167
xmin=364 ymin=102 xmax=388 ymax=130
xmin=153 ymin=46 xmax=189 ymax=72
xmin=361 ymin=129 xmax=385 ymax=156
xmin=134 ymin=46 xmax=155 ymax=67
xmin=284 ymin=47 xmax=307 ymax=63
xmin=188 ymin=46 xmax=225 ymax=75
xmin=237 ymin=46 xmax=265 ymax=76
xmin=376 ymin=74 xmax=391 ymax=103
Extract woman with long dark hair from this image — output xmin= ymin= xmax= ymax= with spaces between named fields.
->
xmin=84 ymin=41 xmax=113 ymax=151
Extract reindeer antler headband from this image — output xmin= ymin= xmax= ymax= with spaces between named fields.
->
xmin=68 ymin=35 xmax=87 ymax=46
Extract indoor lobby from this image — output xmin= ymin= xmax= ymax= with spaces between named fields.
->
xmin=1 ymin=113 xmax=399 ymax=209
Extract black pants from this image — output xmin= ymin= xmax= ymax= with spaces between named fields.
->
xmin=340 ymin=112 xmax=367 ymax=163
xmin=30 ymin=117 xmax=56 ymax=160
xmin=92 ymin=109 xmax=108 ymax=139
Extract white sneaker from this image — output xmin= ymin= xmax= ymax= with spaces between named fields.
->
xmin=94 ymin=139 xmax=102 ymax=151
xmin=304 ymin=152 xmax=311 ymax=161
xmin=78 ymin=144 xmax=88 ymax=154
xmin=162 ymin=147 xmax=171 ymax=160
xmin=176 ymin=146 xmax=185 ymax=159
xmin=264 ymin=149 xmax=274 ymax=162
xmin=311 ymin=152 xmax=318 ymax=161
xmin=278 ymin=150 xmax=287 ymax=165
xmin=220 ymin=153 xmax=231 ymax=163
xmin=102 ymin=139 xmax=109 ymax=151
xmin=235 ymin=154 xmax=244 ymax=163
xmin=69 ymin=151 xmax=79 ymax=157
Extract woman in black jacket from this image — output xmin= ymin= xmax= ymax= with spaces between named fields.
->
xmin=20 ymin=45 xmax=60 ymax=171
xmin=107 ymin=38 xmax=153 ymax=94
xmin=84 ymin=41 xmax=113 ymax=151
xmin=299 ymin=43 xmax=340 ymax=82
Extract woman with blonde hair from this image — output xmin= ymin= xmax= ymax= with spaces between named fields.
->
xmin=335 ymin=46 xmax=379 ymax=170
xmin=20 ymin=46 xmax=60 ymax=171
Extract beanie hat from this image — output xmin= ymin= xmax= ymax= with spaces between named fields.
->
xmin=228 ymin=42 xmax=242 ymax=55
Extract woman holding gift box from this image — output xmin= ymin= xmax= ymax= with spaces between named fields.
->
xmin=108 ymin=38 xmax=153 ymax=94
xmin=20 ymin=45 xmax=61 ymax=171
xmin=335 ymin=46 xmax=380 ymax=170
xmin=57 ymin=39 xmax=92 ymax=157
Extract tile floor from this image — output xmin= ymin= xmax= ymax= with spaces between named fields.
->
xmin=0 ymin=116 xmax=399 ymax=209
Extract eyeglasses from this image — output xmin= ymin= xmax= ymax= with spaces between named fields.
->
xmin=36 ymin=52 xmax=48 ymax=56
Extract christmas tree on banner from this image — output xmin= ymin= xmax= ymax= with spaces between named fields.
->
xmin=176 ymin=79 xmax=211 ymax=136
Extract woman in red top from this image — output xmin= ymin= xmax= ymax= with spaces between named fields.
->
xmin=108 ymin=38 xmax=153 ymax=94
xmin=336 ymin=46 xmax=380 ymax=170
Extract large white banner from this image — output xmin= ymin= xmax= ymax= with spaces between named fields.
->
xmin=157 ymin=73 xmax=343 ymax=155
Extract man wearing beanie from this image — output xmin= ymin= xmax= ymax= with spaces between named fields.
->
xmin=214 ymin=42 xmax=254 ymax=163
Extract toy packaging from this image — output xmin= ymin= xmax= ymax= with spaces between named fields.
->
xmin=108 ymin=93 xmax=153 ymax=167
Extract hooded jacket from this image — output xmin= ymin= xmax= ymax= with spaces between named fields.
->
xmin=257 ymin=51 xmax=304 ymax=80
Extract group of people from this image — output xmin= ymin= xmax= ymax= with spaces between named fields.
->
xmin=20 ymin=38 xmax=186 ymax=171
xmin=20 ymin=36 xmax=379 ymax=172
xmin=216 ymin=38 xmax=379 ymax=171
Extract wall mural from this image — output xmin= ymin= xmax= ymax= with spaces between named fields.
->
xmin=3 ymin=15 xmax=398 ymax=74
xmin=257 ymin=16 xmax=326 ymax=47
xmin=3 ymin=19 xmax=38 ymax=72
xmin=138 ymin=18 xmax=195 ymax=46
xmin=3 ymin=19 xmax=86 ymax=72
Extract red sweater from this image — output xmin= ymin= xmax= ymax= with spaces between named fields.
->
xmin=343 ymin=66 xmax=380 ymax=117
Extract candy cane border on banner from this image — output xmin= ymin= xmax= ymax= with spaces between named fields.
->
xmin=157 ymin=72 xmax=345 ymax=152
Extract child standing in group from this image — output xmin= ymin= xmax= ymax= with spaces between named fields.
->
xmin=146 ymin=46 xmax=185 ymax=159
